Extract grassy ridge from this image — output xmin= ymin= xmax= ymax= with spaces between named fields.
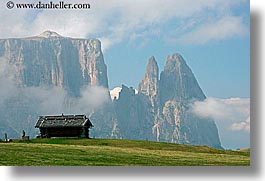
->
xmin=0 ymin=138 xmax=250 ymax=166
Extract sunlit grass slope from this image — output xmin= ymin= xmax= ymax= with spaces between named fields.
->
xmin=0 ymin=138 xmax=250 ymax=166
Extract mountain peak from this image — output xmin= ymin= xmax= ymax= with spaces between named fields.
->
xmin=138 ymin=56 xmax=159 ymax=111
xmin=148 ymin=56 xmax=156 ymax=64
xmin=38 ymin=31 xmax=62 ymax=38
xmin=146 ymin=56 xmax=158 ymax=75
xmin=164 ymin=53 xmax=185 ymax=70
xmin=160 ymin=53 xmax=206 ymax=102
xmin=139 ymin=56 xmax=159 ymax=88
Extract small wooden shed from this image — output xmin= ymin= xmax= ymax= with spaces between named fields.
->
xmin=35 ymin=114 xmax=93 ymax=138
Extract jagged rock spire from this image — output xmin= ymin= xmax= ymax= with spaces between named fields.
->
xmin=138 ymin=56 xmax=159 ymax=111
xmin=159 ymin=53 xmax=206 ymax=105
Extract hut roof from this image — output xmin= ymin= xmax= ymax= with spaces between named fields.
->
xmin=35 ymin=114 xmax=93 ymax=128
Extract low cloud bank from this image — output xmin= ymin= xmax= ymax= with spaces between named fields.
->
xmin=0 ymin=57 xmax=109 ymax=115
xmin=190 ymin=97 xmax=250 ymax=132
xmin=0 ymin=57 xmax=109 ymax=137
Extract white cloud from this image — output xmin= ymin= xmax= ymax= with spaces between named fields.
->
xmin=190 ymin=97 xmax=250 ymax=132
xmin=24 ymin=85 xmax=109 ymax=115
xmin=0 ymin=56 xmax=109 ymax=114
xmin=0 ymin=57 xmax=18 ymax=103
xmin=0 ymin=0 xmax=248 ymax=48
xmin=173 ymin=16 xmax=248 ymax=45
xmin=230 ymin=116 xmax=250 ymax=132
xmin=74 ymin=86 xmax=110 ymax=113
xmin=25 ymin=86 xmax=66 ymax=114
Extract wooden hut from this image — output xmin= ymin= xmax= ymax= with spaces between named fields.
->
xmin=35 ymin=114 xmax=93 ymax=138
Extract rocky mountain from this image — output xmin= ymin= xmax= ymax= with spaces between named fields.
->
xmin=0 ymin=31 xmax=111 ymax=137
xmin=114 ymin=85 xmax=154 ymax=140
xmin=138 ymin=56 xmax=159 ymax=113
xmin=116 ymin=54 xmax=221 ymax=148
xmin=0 ymin=30 xmax=108 ymax=96
xmin=159 ymin=53 xmax=206 ymax=104
xmin=157 ymin=54 xmax=220 ymax=147
xmin=0 ymin=31 xmax=221 ymax=148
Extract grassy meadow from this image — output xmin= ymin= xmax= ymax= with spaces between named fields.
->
xmin=0 ymin=138 xmax=250 ymax=166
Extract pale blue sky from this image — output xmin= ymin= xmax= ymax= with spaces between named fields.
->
xmin=105 ymin=33 xmax=250 ymax=98
xmin=103 ymin=1 xmax=250 ymax=99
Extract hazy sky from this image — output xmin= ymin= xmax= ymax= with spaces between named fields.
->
xmin=0 ymin=0 xmax=250 ymax=149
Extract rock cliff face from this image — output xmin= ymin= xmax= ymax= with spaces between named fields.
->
xmin=159 ymin=53 xmax=206 ymax=104
xmin=135 ymin=54 xmax=221 ymax=148
xmin=0 ymin=31 xmax=221 ymax=148
xmin=114 ymin=85 xmax=154 ymax=140
xmin=0 ymin=31 xmax=110 ymax=137
xmin=138 ymin=56 xmax=159 ymax=112
xmin=0 ymin=30 xmax=108 ymax=96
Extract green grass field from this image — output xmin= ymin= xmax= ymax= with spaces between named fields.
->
xmin=0 ymin=138 xmax=250 ymax=166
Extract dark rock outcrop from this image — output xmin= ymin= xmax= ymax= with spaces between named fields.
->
xmin=114 ymin=85 xmax=155 ymax=141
